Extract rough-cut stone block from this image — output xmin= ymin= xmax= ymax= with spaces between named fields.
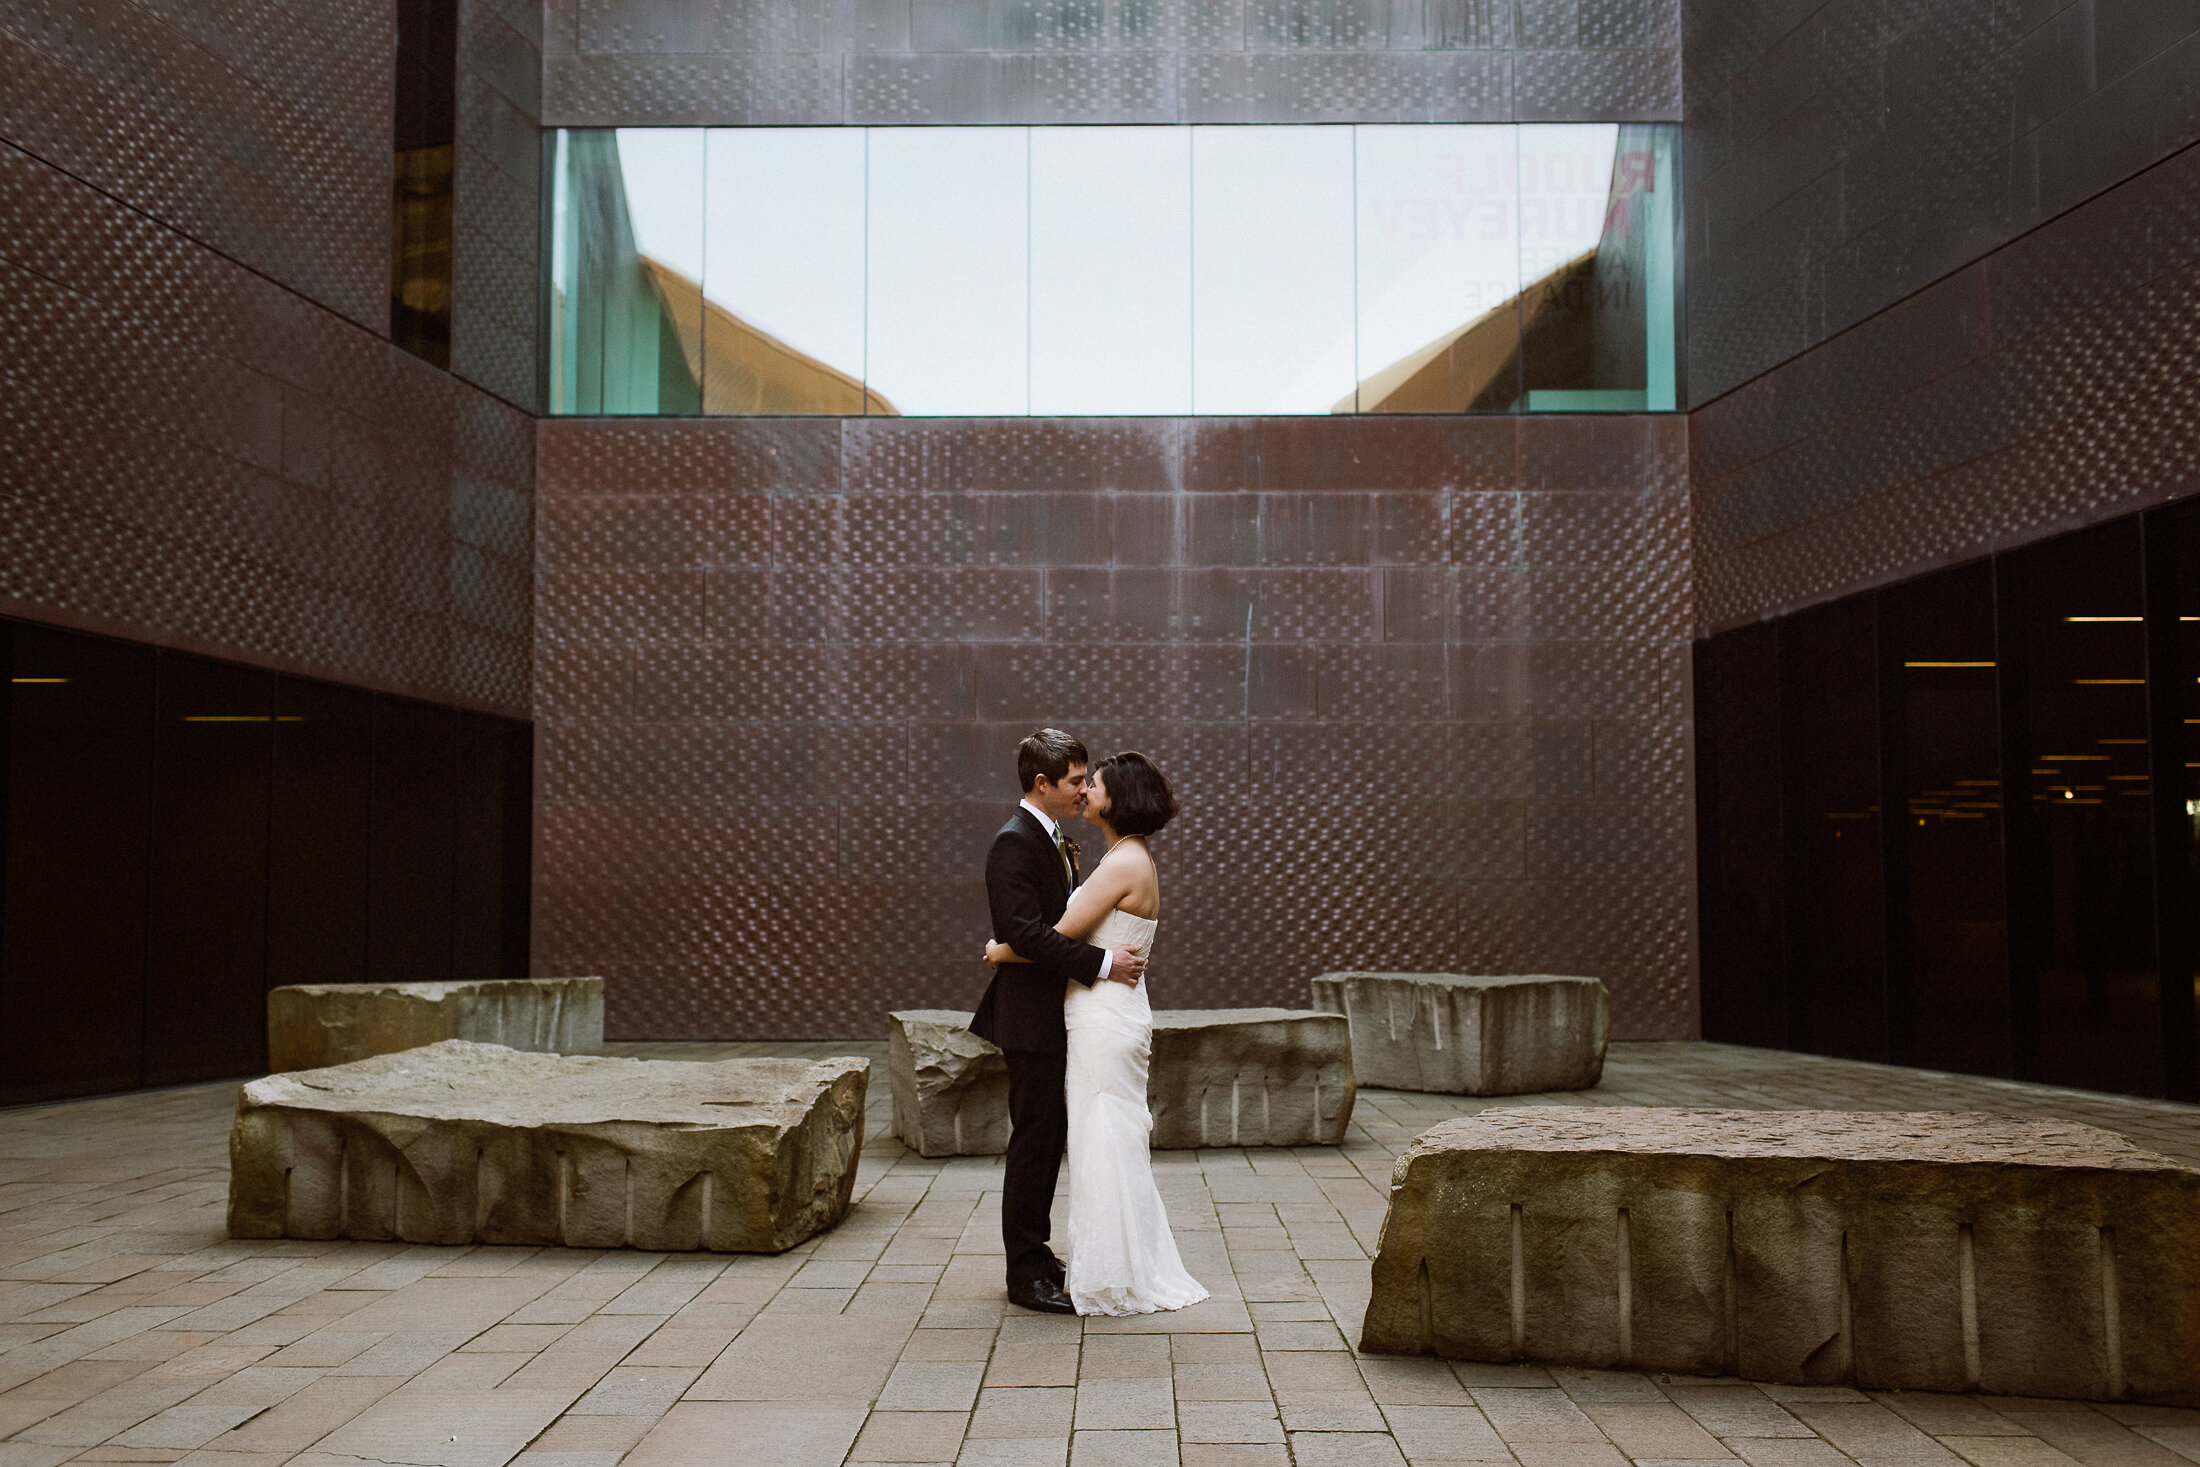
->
xmin=889 ymin=1009 xmax=1011 ymax=1158
xmin=266 ymin=978 xmax=604 ymax=1071
xmin=228 ymin=1040 xmax=866 ymax=1253
xmin=1149 ymin=1009 xmax=1354 ymax=1149
xmin=1361 ymin=1107 xmax=2200 ymax=1404
xmin=1310 ymin=972 xmax=1608 ymax=1094
xmin=885 ymin=1008 xmax=1354 ymax=1153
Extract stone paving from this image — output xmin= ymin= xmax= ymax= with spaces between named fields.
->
xmin=3 ymin=1042 xmax=2199 ymax=1467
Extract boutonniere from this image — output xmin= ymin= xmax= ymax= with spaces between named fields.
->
xmin=1062 ymin=836 xmax=1081 ymax=865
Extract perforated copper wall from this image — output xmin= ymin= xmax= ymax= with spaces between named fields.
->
xmin=536 ymin=415 xmax=1694 ymax=1041
xmin=1683 ymin=0 xmax=2200 ymax=404
xmin=1692 ymin=140 xmax=2200 ymax=634
xmin=0 ymin=144 xmax=533 ymax=716
xmin=451 ymin=0 xmax=543 ymax=410
xmin=542 ymin=0 xmax=1681 ymax=126
xmin=0 ymin=0 xmax=392 ymax=330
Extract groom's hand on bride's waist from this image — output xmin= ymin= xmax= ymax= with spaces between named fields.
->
xmin=1105 ymin=946 xmax=1145 ymax=986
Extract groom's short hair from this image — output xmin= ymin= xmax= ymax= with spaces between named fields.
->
xmin=1017 ymin=728 xmax=1087 ymax=791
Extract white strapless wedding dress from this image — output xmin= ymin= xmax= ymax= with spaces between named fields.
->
xmin=1061 ymin=908 xmax=1209 ymax=1317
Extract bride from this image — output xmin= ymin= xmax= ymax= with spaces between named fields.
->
xmin=985 ymin=751 xmax=1208 ymax=1316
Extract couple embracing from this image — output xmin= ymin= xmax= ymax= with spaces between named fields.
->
xmin=968 ymin=729 xmax=1209 ymax=1317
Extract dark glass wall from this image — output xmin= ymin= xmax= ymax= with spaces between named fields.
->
xmin=0 ymin=618 xmax=532 ymax=1105
xmin=392 ymin=0 xmax=457 ymax=367
xmin=1696 ymin=502 xmax=2200 ymax=1100
xmin=1777 ymin=598 xmax=1885 ymax=1063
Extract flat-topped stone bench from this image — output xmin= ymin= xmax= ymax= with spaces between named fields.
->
xmin=228 ymin=1040 xmax=867 ymax=1253
xmin=887 ymin=1008 xmax=1354 ymax=1156
xmin=1361 ymin=1107 xmax=2200 ymax=1403
xmin=1149 ymin=1008 xmax=1354 ymax=1149
xmin=1311 ymin=971 xmax=1607 ymax=1094
xmin=267 ymin=977 xmax=604 ymax=1071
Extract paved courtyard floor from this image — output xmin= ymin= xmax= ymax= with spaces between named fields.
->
xmin=4 ymin=1041 xmax=2198 ymax=1467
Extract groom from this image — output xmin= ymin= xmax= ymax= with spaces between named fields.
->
xmin=969 ymin=728 xmax=1147 ymax=1314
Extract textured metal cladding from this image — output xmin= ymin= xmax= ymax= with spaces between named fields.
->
xmin=536 ymin=416 xmax=1694 ymax=1040
xmin=0 ymin=147 xmax=532 ymax=715
xmin=1684 ymin=0 xmax=2200 ymax=404
xmin=449 ymin=0 xmax=545 ymax=410
xmin=545 ymin=0 xmax=1680 ymax=124
xmin=0 ymin=0 xmax=390 ymax=330
xmin=1692 ymin=139 xmax=2200 ymax=634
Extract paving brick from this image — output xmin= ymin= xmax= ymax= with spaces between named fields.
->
xmin=6 ymin=1041 xmax=2200 ymax=1467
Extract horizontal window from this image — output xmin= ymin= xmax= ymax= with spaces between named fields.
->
xmin=546 ymin=123 xmax=1680 ymax=418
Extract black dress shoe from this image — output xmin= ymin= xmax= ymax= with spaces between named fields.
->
xmin=1008 ymin=1277 xmax=1076 ymax=1314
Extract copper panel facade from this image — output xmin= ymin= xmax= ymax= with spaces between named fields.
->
xmin=450 ymin=0 xmax=543 ymax=409
xmin=0 ymin=0 xmax=392 ymax=330
xmin=536 ymin=415 xmax=1693 ymax=1042
xmin=544 ymin=0 xmax=1681 ymax=126
xmin=1683 ymin=0 xmax=2200 ymax=403
xmin=0 ymin=146 xmax=532 ymax=716
xmin=1692 ymin=140 xmax=2200 ymax=634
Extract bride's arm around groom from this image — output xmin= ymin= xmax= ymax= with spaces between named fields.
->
xmin=985 ymin=842 xmax=1146 ymax=973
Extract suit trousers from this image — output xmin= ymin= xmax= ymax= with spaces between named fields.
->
xmin=1000 ymin=1044 xmax=1068 ymax=1288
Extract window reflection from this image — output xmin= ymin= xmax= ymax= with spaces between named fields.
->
xmin=1514 ymin=124 xmax=1677 ymax=411
xmin=1351 ymin=126 xmax=1522 ymax=414
xmin=1031 ymin=127 xmax=1192 ymax=416
xmin=1882 ymin=563 xmax=2009 ymax=1077
xmin=1191 ymin=126 xmax=1356 ymax=415
xmin=548 ymin=128 xmax=702 ymax=414
xmin=869 ymin=128 xmax=1030 ymax=417
xmin=2001 ymin=520 xmax=2160 ymax=1094
xmin=703 ymin=129 xmax=876 ymax=414
xmin=547 ymin=123 xmax=1683 ymax=417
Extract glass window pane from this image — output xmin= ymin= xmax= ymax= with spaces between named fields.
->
xmin=548 ymin=128 xmax=703 ymax=414
xmin=268 ymin=677 xmax=371 ymax=991
xmin=1778 ymin=598 xmax=1887 ymax=1062
xmin=2147 ymin=500 xmax=2200 ymax=1099
xmin=143 ymin=654 xmax=275 ymax=1086
xmin=1030 ymin=126 xmax=1192 ymax=416
xmin=703 ymin=128 xmax=873 ymax=415
xmin=1881 ymin=562 xmax=2010 ymax=1077
xmin=1191 ymin=125 xmax=1355 ymax=415
xmin=1517 ymin=122 xmax=1680 ymax=412
xmin=1352 ymin=125 xmax=1522 ymax=413
xmin=1999 ymin=520 xmax=2159 ymax=1094
xmin=867 ymin=127 xmax=1030 ymax=417
xmin=1 ymin=623 xmax=155 ymax=1104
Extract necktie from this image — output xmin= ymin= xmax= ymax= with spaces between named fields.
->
xmin=1053 ymin=826 xmax=1074 ymax=886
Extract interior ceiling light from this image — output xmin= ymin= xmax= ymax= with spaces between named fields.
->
xmin=2040 ymin=754 xmax=2110 ymax=761
xmin=2067 ymin=616 xmax=2141 ymax=622
xmin=2075 ymin=678 xmax=2144 ymax=684
xmin=10 ymin=677 xmax=68 ymax=683
xmin=1905 ymin=660 xmax=1994 ymax=668
xmin=2099 ymin=738 xmax=2147 ymax=744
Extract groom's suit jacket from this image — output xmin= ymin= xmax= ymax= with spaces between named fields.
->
xmin=969 ymin=806 xmax=1105 ymax=1053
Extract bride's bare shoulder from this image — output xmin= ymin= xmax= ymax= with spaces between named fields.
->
xmin=1100 ymin=836 xmax=1157 ymax=871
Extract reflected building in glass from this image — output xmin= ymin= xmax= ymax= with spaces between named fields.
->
xmin=545 ymin=124 xmax=1682 ymax=418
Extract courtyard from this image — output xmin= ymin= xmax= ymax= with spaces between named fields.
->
xmin=4 ymin=1043 xmax=2196 ymax=1467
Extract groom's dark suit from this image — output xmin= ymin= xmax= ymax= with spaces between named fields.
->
xmin=970 ymin=805 xmax=1105 ymax=1290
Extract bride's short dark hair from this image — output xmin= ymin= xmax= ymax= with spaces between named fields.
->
xmin=1094 ymin=751 xmax=1178 ymax=837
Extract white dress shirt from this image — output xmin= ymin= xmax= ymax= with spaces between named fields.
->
xmin=1019 ymin=798 xmax=1114 ymax=979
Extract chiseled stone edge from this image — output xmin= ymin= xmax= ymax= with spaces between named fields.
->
xmin=1148 ymin=1008 xmax=1356 ymax=1150
xmin=887 ymin=1009 xmax=1010 ymax=1159
xmin=266 ymin=976 xmax=606 ymax=1071
xmin=1361 ymin=1107 xmax=2200 ymax=1403
xmin=228 ymin=1048 xmax=866 ymax=1254
xmin=1310 ymin=971 xmax=1609 ymax=1095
